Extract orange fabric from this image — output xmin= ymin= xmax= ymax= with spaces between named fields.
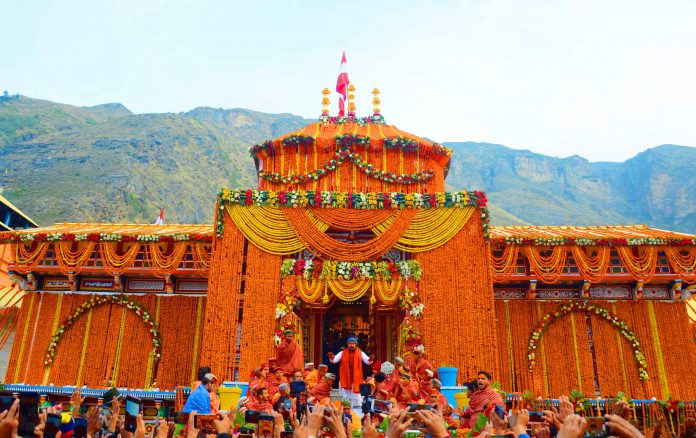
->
xmin=283 ymin=207 xmax=416 ymax=261
xmin=276 ymin=337 xmax=304 ymax=375
xmin=309 ymin=378 xmax=332 ymax=402
xmin=308 ymin=208 xmax=398 ymax=230
xmin=200 ymin=212 xmax=246 ymax=381
xmin=338 ymin=348 xmax=365 ymax=393
xmin=414 ymin=213 xmax=500 ymax=383
xmin=305 ymin=369 xmax=319 ymax=389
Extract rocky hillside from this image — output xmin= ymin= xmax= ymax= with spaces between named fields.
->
xmin=0 ymin=95 xmax=694 ymax=232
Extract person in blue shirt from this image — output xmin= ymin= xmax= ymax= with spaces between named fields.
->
xmin=183 ymin=372 xmax=217 ymax=414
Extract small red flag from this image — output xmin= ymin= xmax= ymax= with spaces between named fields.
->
xmin=335 ymin=52 xmax=349 ymax=116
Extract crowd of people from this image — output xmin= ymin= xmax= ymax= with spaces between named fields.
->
xmin=0 ymin=332 xmax=692 ymax=437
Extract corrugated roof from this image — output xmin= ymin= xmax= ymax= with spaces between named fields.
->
xmin=489 ymin=224 xmax=695 ymax=240
xmin=0 ymin=194 xmax=38 ymax=228
xmin=11 ymin=223 xmax=213 ymax=237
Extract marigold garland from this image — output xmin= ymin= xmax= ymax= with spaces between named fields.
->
xmin=44 ymin=295 xmax=162 ymax=369
xmin=527 ymin=301 xmax=649 ymax=381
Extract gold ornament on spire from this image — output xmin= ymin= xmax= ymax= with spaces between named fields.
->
xmin=372 ymin=88 xmax=381 ymax=115
xmin=347 ymin=83 xmax=356 ymax=116
xmin=321 ymin=88 xmax=331 ymax=115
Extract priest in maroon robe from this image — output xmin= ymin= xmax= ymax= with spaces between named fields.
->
xmin=276 ymin=327 xmax=304 ymax=376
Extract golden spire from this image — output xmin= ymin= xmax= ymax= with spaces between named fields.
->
xmin=321 ymin=88 xmax=331 ymax=115
xmin=347 ymin=83 xmax=356 ymax=116
xmin=372 ymin=88 xmax=381 ymax=115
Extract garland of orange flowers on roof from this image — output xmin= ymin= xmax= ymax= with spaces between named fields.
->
xmin=570 ymin=246 xmax=611 ymax=283
xmin=523 ymin=246 xmax=568 ymax=284
xmin=11 ymin=241 xmax=211 ymax=275
xmin=664 ymin=246 xmax=696 ymax=282
xmin=528 ymin=301 xmax=649 ymax=381
xmin=492 ymin=245 xmax=520 ymax=281
xmin=616 ymin=246 xmax=657 ymax=282
xmin=100 ymin=242 xmax=141 ymax=275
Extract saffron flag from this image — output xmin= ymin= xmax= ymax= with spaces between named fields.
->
xmin=336 ymin=51 xmax=349 ymax=117
xmin=154 ymin=208 xmax=164 ymax=225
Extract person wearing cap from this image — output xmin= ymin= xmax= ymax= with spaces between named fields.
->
xmin=276 ymin=325 xmax=304 ymax=376
xmin=384 ymin=356 xmax=404 ymax=393
xmin=183 ymin=372 xmax=218 ymax=413
xmin=408 ymin=344 xmax=437 ymax=397
xmin=303 ymin=362 xmax=315 ymax=379
xmin=305 ymin=363 xmax=321 ymax=390
xmin=328 ymin=336 xmax=374 ymax=407
xmin=308 ymin=372 xmax=335 ymax=404
xmin=429 ymin=379 xmax=458 ymax=428
xmin=271 ymin=382 xmax=296 ymax=410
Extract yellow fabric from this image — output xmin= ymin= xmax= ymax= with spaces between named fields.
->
xmin=326 ymin=278 xmax=372 ymax=301
xmin=226 ymin=205 xmax=327 ymax=255
xmin=373 ymin=278 xmax=402 ymax=305
xmin=371 ymin=207 xmax=476 ymax=252
xmin=296 ymin=278 xmax=325 ymax=303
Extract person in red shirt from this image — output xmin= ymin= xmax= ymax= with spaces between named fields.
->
xmin=462 ymin=371 xmax=504 ymax=428
xmin=309 ymin=372 xmax=336 ymax=404
xmin=245 ymin=387 xmax=274 ymax=412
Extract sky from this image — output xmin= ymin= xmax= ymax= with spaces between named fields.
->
xmin=2 ymin=0 xmax=695 ymax=162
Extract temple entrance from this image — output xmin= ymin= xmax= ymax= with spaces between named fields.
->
xmin=298 ymin=298 xmax=400 ymax=379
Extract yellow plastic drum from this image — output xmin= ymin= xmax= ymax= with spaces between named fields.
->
xmin=454 ymin=391 xmax=469 ymax=410
xmin=218 ymin=387 xmax=242 ymax=411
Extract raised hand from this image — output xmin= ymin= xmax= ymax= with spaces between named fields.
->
xmin=536 ymin=425 xmax=551 ymax=438
xmin=327 ymin=352 xmax=335 ymax=361
xmin=71 ymin=390 xmax=86 ymax=419
xmin=186 ymin=411 xmax=199 ymax=438
xmin=604 ymin=414 xmax=643 ymax=438
xmin=386 ymin=408 xmax=414 ymax=438
xmin=416 ymin=409 xmax=448 ymax=438
xmin=323 ymin=407 xmax=346 ymax=438
xmin=362 ymin=414 xmax=378 ymax=438
xmin=557 ymin=414 xmax=587 ymax=438
xmin=305 ymin=406 xmax=324 ymax=438
xmin=558 ymin=395 xmax=574 ymax=422
xmin=86 ymin=406 xmax=101 ymax=437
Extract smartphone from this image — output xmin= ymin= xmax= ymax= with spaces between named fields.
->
xmin=245 ymin=409 xmax=260 ymax=424
xmin=44 ymin=413 xmax=62 ymax=438
xmin=408 ymin=403 xmax=433 ymax=412
xmin=125 ymin=395 xmax=141 ymax=433
xmin=174 ymin=411 xmax=189 ymax=425
xmin=73 ymin=417 xmax=88 ymax=438
xmin=258 ymin=414 xmax=274 ymax=437
xmin=280 ymin=432 xmax=294 ymax=438
xmin=18 ymin=392 xmax=40 ymax=437
xmin=373 ymin=399 xmax=391 ymax=413
xmin=494 ymin=405 xmax=506 ymax=420
xmin=585 ymin=417 xmax=606 ymax=437
xmin=0 ymin=396 xmax=14 ymax=413
xmin=195 ymin=414 xmax=216 ymax=433
xmin=529 ymin=411 xmax=544 ymax=422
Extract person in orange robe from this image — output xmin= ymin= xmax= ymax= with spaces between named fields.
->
xmin=328 ymin=336 xmax=374 ymax=407
xmin=308 ymin=372 xmax=335 ymax=404
xmin=266 ymin=368 xmax=286 ymax=397
xmin=276 ymin=328 xmax=304 ymax=376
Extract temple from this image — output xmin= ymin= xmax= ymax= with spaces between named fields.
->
xmin=1 ymin=86 xmax=695 ymax=403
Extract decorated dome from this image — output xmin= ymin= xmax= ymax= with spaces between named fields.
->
xmin=250 ymin=87 xmax=452 ymax=193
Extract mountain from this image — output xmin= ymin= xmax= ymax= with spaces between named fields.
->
xmin=0 ymin=95 xmax=694 ymax=233
xmin=443 ymin=142 xmax=696 ymax=232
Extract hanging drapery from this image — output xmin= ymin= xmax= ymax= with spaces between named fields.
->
xmin=294 ymin=277 xmax=405 ymax=305
xmin=616 ymin=246 xmax=657 ymax=282
xmin=523 ymin=246 xmax=568 ymax=284
xmin=570 ymin=246 xmax=610 ymax=283
xmin=12 ymin=242 xmax=50 ymax=273
xmin=295 ymin=277 xmax=325 ymax=303
xmin=283 ymin=208 xmax=416 ymax=261
xmin=100 ymin=242 xmax=141 ymax=275
xmin=371 ymin=207 xmax=476 ymax=252
xmin=664 ymin=246 xmax=696 ymax=282
xmin=226 ymin=204 xmax=328 ymax=255
xmin=491 ymin=245 xmax=520 ymax=281
xmin=148 ymin=242 xmax=189 ymax=275
xmin=55 ymin=241 xmax=97 ymax=275
xmin=307 ymin=208 xmax=398 ymax=230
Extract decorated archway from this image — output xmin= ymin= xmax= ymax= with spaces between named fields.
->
xmin=527 ymin=301 xmax=649 ymax=380
xmin=44 ymin=294 xmax=162 ymax=368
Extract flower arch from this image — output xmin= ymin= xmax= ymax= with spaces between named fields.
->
xmin=44 ymin=294 xmax=162 ymax=367
xmin=527 ymin=301 xmax=649 ymax=380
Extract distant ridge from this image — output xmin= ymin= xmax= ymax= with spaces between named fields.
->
xmin=0 ymin=95 xmax=694 ymax=232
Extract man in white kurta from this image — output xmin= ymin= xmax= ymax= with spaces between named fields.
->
xmin=328 ymin=336 xmax=373 ymax=407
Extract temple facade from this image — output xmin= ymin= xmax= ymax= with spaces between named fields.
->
xmin=1 ymin=93 xmax=695 ymax=400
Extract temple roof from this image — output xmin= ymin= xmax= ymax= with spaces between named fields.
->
xmin=1 ymin=223 xmax=213 ymax=243
xmin=3 ymin=222 xmax=693 ymax=244
xmin=489 ymin=224 xmax=694 ymax=242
